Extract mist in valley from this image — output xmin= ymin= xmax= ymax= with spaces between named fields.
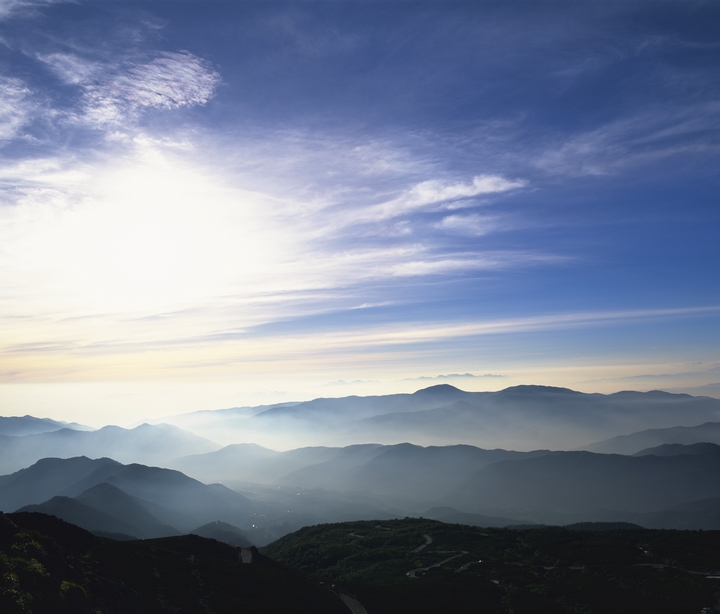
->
xmin=3 ymin=384 xmax=720 ymax=547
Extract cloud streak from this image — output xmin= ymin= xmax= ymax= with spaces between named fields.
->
xmin=80 ymin=52 xmax=221 ymax=128
xmin=0 ymin=1 xmax=719 ymax=418
xmin=358 ymin=174 xmax=525 ymax=223
xmin=534 ymin=103 xmax=720 ymax=176
xmin=0 ymin=76 xmax=34 ymax=141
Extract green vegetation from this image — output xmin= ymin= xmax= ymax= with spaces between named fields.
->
xmin=0 ymin=512 xmax=346 ymax=613
xmin=262 ymin=517 xmax=720 ymax=613
xmin=4 ymin=511 xmax=720 ymax=613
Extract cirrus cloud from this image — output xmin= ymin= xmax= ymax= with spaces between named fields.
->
xmin=83 ymin=52 xmax=221 ymax=127
xmin=0 ymin=76 xmax=34 ymax=141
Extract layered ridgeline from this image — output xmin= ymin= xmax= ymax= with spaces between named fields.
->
xmin=0 ymin=456 xmax=255 ymax=544
xmin=3 ymin=385 xmax=720 ymax=541
xmin=5 ymin=443 xmax=720 ymax=543
xmin=148 ymin=384 xmax=720 ymax=450
xmin=171 ymin=441 xmax=720 ymax=530
xmin=3 ymin=386 xmax=720 ymax=474
xmin=0 ymin=421 xmax=220 ymax=475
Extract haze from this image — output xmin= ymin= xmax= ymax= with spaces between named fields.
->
xmin=0 ymin=1 xmax=718 ymax=426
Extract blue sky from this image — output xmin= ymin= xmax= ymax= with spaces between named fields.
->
xmin=0 ymin=0 xmax=719 ymax=424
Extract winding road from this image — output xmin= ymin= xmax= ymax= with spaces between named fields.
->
xmin=414 ymin=534 xmax=433 ymax=552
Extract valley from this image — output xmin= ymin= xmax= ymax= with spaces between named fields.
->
xmin=2 ymin=385 xmax=720 ymax=612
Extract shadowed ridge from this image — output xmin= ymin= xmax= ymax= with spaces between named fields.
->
xmin=633 ymin=442 xmax=720 ymax=458
xmin=190 ymin=520 xmax=253 ymax=547
xmin=75 ymin=482 xmax=180 ymax=538
xmin=0 ymin=456 xmax=122 ymax=511
xmin=16 ymin=496 xmax=140 ymax=538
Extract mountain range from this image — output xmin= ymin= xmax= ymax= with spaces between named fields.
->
xmin=584 ymin=421 xmax=720 ymax=454
xmin=0 ymin=422 xmax=220 ymax=474
xmin=0 ymin=456 xmax=253 ymax=540
xmin=3 ymin=385 xmax=720 ymax=542
xmin=0 ymin=415 xmax=91 ymax=437
xmin=6 ymin=441 xmax=720 ymax=541
xmin=150 ymin=384 xmax=720 ymax=450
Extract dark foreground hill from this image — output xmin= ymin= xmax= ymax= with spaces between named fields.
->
xmin=263 ymin=517 xmax=720 ymax=614
xmin=0 ymin=511 xmax=347 ymax=614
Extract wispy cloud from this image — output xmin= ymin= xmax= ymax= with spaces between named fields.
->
xmin=436 ymin=213 xmax=503 ymax=236
xmin=0 ymin=76 xmax=34 ymax=141
xmin=403 ymin=373 xmax=505 ymax=382
xmin=268 ymin=306 xmax=720 ymax=353
xmin=81 ymin=52 xmax=221 ymax=128
xmin=586 ymin=365 xmax=720 ymax=384
xmin=0 ymin=0 xmax=62 ymax=20
xmin=362 ymin=174 xmax=525 ymax=222
xmin=535 ymin=103 xmax=720 ymax=176
xmin=38 ymin=53 xmax=101 ymax=85
xmin=35 ymin=48 xmax=221 ymax=131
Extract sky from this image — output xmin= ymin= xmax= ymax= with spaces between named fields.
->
xmin=0 ymin=0 xmax=719 ymax=426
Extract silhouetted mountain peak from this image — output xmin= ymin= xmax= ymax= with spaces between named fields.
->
xmin=412 ymin=384 xmax=464 ymax=395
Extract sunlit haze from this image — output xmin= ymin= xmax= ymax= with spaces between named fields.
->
xmin=1 ymin=1 xmax=719 ymax=426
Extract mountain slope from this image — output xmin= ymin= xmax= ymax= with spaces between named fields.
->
xmin=0 ymin=422 xmax=221 ymax=474
xmin=585 ymin=421 xmax=720 ymax=454
xmin=0 ymin=415 xmax=90 ymax=437
xmin=75 ymin=482 xmax=179 ymax=538
xmin=17 ymin=496 xmax=140 ymax=537
xmin=444 ymin=449 xmax=720 ymax=514
xmin=172 ymin=442 xmax=548 ymax=498
xmin=277 ymin=443 xmax=549 ymax=500
xmin=0 ymin=457 xmax=253 ymax=533
xmin=0 ymin=511 xmax=348 ymax=613
xmin=160 ymin=385 xmax=720 ymax=450
xmin=190 ymin=521 xmax=252 ymax=547
xmin=0 ymin=456 xmax=122 ymax=511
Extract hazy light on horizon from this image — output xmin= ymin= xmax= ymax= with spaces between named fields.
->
xmin=0 ymin=1 xmax=719 ymax=424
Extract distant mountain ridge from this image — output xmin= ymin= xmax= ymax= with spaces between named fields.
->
xmin=171 ymin=442 xmax=550 ymax=499
xmin=584 ymin=421 xmax=720 ymax=454
xmin=150 ymin=384 xmax=720 ymax=450
xmin=443 ymin=443 xmax=720 ymax=517
xmin=0 ymin=415 xmax=91 ymax=437
xmin=0 ymin=422 xmax=221 ymax=474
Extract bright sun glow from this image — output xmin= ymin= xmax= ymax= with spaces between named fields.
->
xmin=1 ymin=140 xmax=295 ymax=316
